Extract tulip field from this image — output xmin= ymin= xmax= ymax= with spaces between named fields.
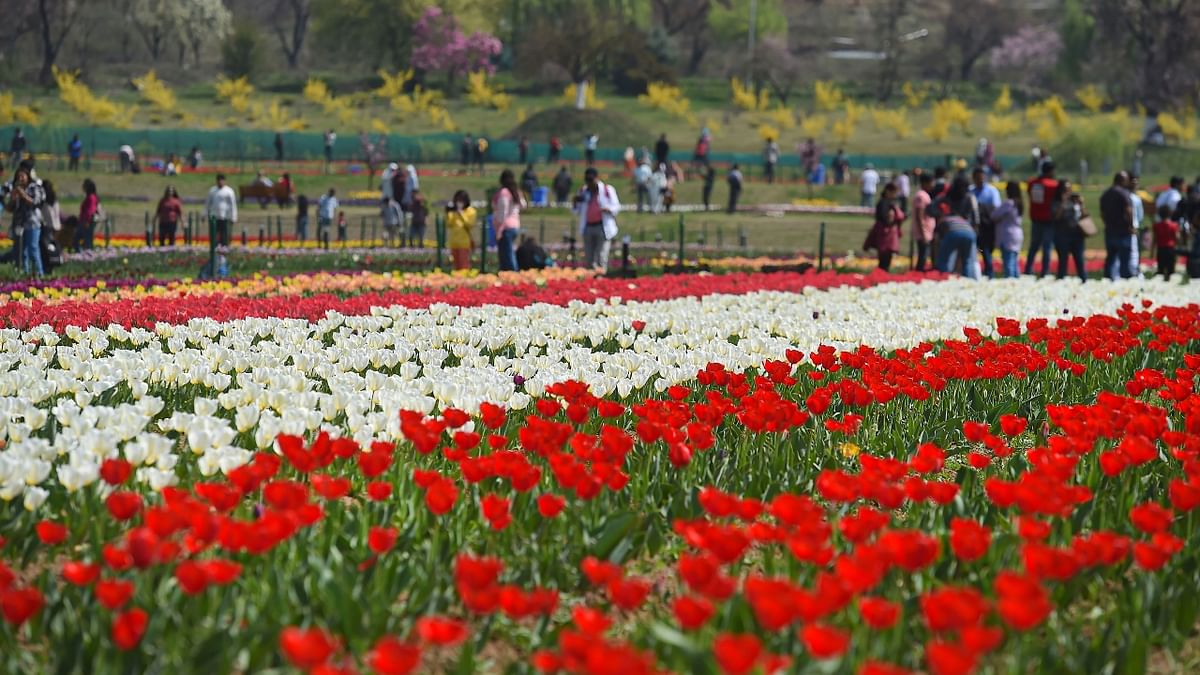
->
xmin=1 ymin=267 xmax=1199 ymax=675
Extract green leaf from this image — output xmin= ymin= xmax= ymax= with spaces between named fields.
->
xmin=649 ymin=622 xmax=699 ymax=655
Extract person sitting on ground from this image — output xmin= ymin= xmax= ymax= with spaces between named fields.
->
xmin=516 ymin=235 xmax=554 ymax=271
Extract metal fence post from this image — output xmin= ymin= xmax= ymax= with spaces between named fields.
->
xmin=144 ymin=211 xmax=151 ymax=247
xmin=479 ymin=217 xmax=488 ymax=274
xmin=817 ymin=221 xmax=826 ymax=272
xmin=677 ymin=214 xmax=685 ymax=270
xmin=104 ymin=216 xmax=111 ymax=248
xmin=207 ymin=216 xmax=217 ymax=278
xmin=435 ymin=214 xmax=444 ymax=271
xmin=360 ymin=216 xmax=366 ymax=246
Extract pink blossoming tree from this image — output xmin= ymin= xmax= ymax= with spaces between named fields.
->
xmin=411 ymin=7 xmax=502 ymax=86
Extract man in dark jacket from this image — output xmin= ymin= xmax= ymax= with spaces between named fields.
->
xmin=1099 ymin=171 xmax=1134 ymax=280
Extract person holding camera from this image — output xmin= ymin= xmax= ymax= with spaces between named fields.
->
xmin=445 ymin=190 xmax=476 ymax=271
xmin=5 ymin=163 xmax=46 ymax=277
xmin=573 ymin=167 xmax=621 ymax=271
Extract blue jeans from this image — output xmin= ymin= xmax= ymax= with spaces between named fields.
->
xmin=1056 ymin=228 xmax=1087 ymax=281
xmin=979 ymin=247 xmax=995 ymax=279
xmin=1001 ymin=249 xmax=1020 ymax=278
xmin=1025 ymin=220 xmax=1054 ymax=277
xmin=937 ymin=229 xmax=980 ymax=279
xmin=497 ymin=228 xmax=519 ymax=271
xmin=861 ymin=192 xmax=874 ymax=207
xmin=1105 ymin=235 xmax=1133 ymax=280
xmin=23 ymin=227 xmax=43 ymax=276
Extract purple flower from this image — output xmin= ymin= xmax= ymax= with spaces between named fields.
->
xmin=513 ymin=375 xmax=526 ymax=387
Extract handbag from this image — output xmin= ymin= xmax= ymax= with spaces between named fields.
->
xmin=1077 ymin=215 xmax=1097 ymax=237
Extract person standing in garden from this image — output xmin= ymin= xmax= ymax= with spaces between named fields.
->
xmin=521 ymin=163 xmax=538 ymax=197
xmin=205 ymin=174 xmax=237 ymax=247
xmin=1100 ymin=171 xmax=1135 ymax=280
xmin=317 ymin=188 xmax=338 ymax=243
xmin=493 ymin=169 xmax=525 ymax=271
xmin=67 ymin=134 xmax=82 ymax=172
xmin=693 ymin=129 xmax=711 ymax=169
xmin=274 ymin=133 xmax=284 ymax=162
xmin=461 ymin=133 xmax=473 ymax=168
xmin=991 ymin=181 xmax=1025 ymax=279
xmin=763 ymin=138 xmax=780 ymax=184
xmin=446 ymin=190 xmax=476 ymax=270
xmin=584 ymin=133 xmax=599 ymax=167
xmin=153 ymin=186 xmax=182 ymax=247
xmin=323 ymin=130 xmax=336 ymax=172
xmin=1153 ymin=204 xmax=1180 ymax=281
xmin=408 ymin=191 xmax=428 ymax=247
xmin=573 ymin=167 xmax=621 ymax=272
xmin=832 ymin=148 xmax=848 ymax=185
xmin=702 ymin=164 xmax=716 ymax=212
xmin=969 ymin=167 xmax=1001 ymax=278
xmin=76 ymin=178 xmax=101 ymax=252
xmin=548 ymin=135 xmax=562 ymax=163
xmin=799 ymin=138 xmax=821 ymax=183
xmin=911 ymin=173 xmax=936 ymax=271
xmin=1054 ymin=180 xmax=1088 ymax=282
xmin=6 ymin=163 xmax=44 ymax=277
xmin=518 ymin=136 xmax=530 ymax=165
xmin=634 ymin=158 xmax=652 ymax=213
xmin=859 ymin=163 xmax=880 ymax=208
xmin=296 ymin=194 xmax=309 ymax=244
xmin=552 ymin=166 xmax=572 ymax=206
xmin=933 ymin=176 xmax=981 ymax=279
xmin=1024 ymin=161 xmax=1058 ymax=277
xmin=655 ymin=134 xmax=670 ymax=166
xmin=475 ymin=136 xmax=489 ymax=174
xmin=726 ymin=164 xmax=743 ymax=214
xmin=864 ymin=182 xmax=904 ymax=272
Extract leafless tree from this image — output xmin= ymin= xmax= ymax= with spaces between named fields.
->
xmin=1094 ymin=0 xmax=1200 ymax=110
xmin=272 ymin=0 xmax=311 ymax=69
xmin=35 ymin=0 xmax=82 ymax=85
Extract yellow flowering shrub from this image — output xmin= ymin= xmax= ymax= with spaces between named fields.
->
xmin=215 ymin=76 xmax=254 ymax=113
xmin=375 ymin=70 xmax=415 ymax=100
xmin=985 ymin=113 xmax=1021 ymax=139
xmin=54 ymin=67 xmax=137 ymax=128
xmin=1075 ymin=85 xmax=1105 ymax=114
xmin=132 ymin=71 xmax=175 ymax=112
xmin=730 ymin=78 xmax=769 ymax=112
xmin=994 ymin=85 xmax=1012 ymax=113
xmin=638 ymin=82 xmax=692 ymax=120
xmin=757 ymin=124 xmax=780 ymax=141
xmin=0 ymin=93 xmax=39 ymax=126
xmin=1158 ymin=111 xmax=1196 ymax=143
xmin=800 ymin=115 xmax=826 ymax=138
xmin=814 ymin=81 xmax=845 ymax=112
xmin=465 ymin=71 xmax=512 ymax=111
xmin=871 ymin=108 xmax=911 ymax=139
xmin=304 ymin=78 xmax=332 ymax=106
xmin=561 ymin=82 xmax=605 ymax=110
xmin=831 ymin=116 xmax=855 ymax=144
xmin=902 ymin=82 xmax=927 ymax=109
xmin=767 ymin=106 xmax=795 ymax=130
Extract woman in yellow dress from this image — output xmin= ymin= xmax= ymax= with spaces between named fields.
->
xmin=445 ymin=190 xmax=476 ymax=271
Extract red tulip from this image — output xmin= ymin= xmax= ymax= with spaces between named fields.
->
xmin=111 ymin=608 xmax=148 ymax=650
xmin=368 ymin=636 xmax=421 ymax=674
xmin=174 ymin=560 xmax=209 ymax=595
xmin=106 ymin=491 xmax=144 ymax=521
xmin=35 ymin=520 xmax=68 ymax=546
xmin=800 ymin=623 xmax=850 ymax=659
xmin=672 ymin=595 xmax=714 ymax=630
xmin=366 ymin=481 xmax=393 ymax=501
xmin=1 ymin=587 xmax=44 ymax=626
xmin=415 ymin=616 xmax=468 ymax=646
xmin=95 ymin=579 xmax=135 ymax=610
xmin=424 ymin=478 xmax=458 ymax=515
xmin=61 ymin=561 xmax=101 ymax=587
xmin=368 ymin=526 xmax=399 ymax=554
xmin=712 ymin=632 xmax=762 ymax=675
xmin=858 ymin=596 xmax=901 ymax=630
xmin=949 ymin=518 xmax=991 ymax=562
xmin=100 ymin=458 xmax=133 ymax=485
xmin=279 ymin=626 xmax=338 ymax=669
xmin=536 ymin=493 xmax=565 ymax=518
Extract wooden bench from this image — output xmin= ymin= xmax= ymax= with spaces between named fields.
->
xmin=239 ymin=183 xmax=292 ymax=207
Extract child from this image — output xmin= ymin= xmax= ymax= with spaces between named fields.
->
xmin=1153 ymin=204 xmax=1180 ymax=281
xmin=336 ymin=211 xmax=347 ymax=244
xmin=408 ymin=190 xmax=428 ymax=248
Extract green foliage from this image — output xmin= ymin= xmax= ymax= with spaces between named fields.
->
xmin=1059 ymin=0 xmax=1095 ymax=80
xmin=222 ymin=24 xmax=263 ymax=81
xmin=312 ymin=0 xmax=420 ymax=70
xmin=709 ymin=0 xmax=787 ymax=46
xmin=1050 ymin=116 xmax=1131 ymax=170
xmin=610 ymin=29 xmax=678 ymax=96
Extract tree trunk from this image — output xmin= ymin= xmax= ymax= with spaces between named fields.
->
xmin=687 ymin=35 xmax=707 ymax=75
xmin=575 ymin=79 xmax=588 ymax=111
xmin=37 ymin=0 xmax=55 ymax=85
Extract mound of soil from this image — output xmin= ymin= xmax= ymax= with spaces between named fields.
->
xmin=505 ymin=107 xmax=650 ymax=147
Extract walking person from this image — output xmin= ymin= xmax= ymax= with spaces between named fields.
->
xmin=380 ymin=197 xmax=402 ymax=247
xmin=863 ymin=183 xmax=904 ymax=272
xmin=693 ymin=129 xmax=711 ymax=170
xmin=67 ymin=134 xmax=83 ymax=172
xmin=205 ymin=174 xmax=238 ymax=247
xmin=317 ymin=188 xmax=338 ymax=244
xmin=654 ymin=133 xmax=670 ymax=166
xmin=1100 ymin=171 xmax=1135 ymax=280
xmin=492 ymin=169 xmax=525 ymax=271
xmin=573 ymin=167 xmax=621 ymax=272
xmin=296 ymin=194 xmax=310 ymax=244
xmin=991 ymin=181 xmax=1025 ymax=279
xmin=446 ymin=190 xmax=476 ymax=271
xmin=1024 ymin=161 xmax=1058 ymax=277
xmin=153 ymin=186 xmax=183 ymax=247
xmin=763 ymin=137 xmax=780 ymax=184
xmin=76 ymin=178 xmax=101 ymax=252
xmin=969 ymin=167 xmax=1001 ymax=278
xmin=548 ymin=136 xmax=562 ymax=163
xmin=461 ymin=133 xmax=473 ymax=168
xmin=859 ymin=163 xmax=880 ymax=208
xmin=274 ymin=133 xmax=284 ymax=162
xmin=1054 ymin=181 xmax=1088 ymax=282
xmin=408 ymin=190 xmax=428 ymax=247
xmin=911 ymin=173 xmax=936 ymax=271
xmin=1152 ymin=204 xmax=1180 ymax=281
xmin=6 ymin=164 xmax=45 ymax=276
xmin=933 ymin=176 xmax=981 ymax=279
xmin=726 ymin=164 xmax=743 ymax=214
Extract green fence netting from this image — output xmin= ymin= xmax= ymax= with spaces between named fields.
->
xmin=1 ymin=124 xmax=1022 ymax=173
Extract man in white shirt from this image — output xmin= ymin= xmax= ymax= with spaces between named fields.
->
xmin=1156 ymin=176 xmax=1184 ymax=216
xmin=860 ymin=163 xmax=880 ymax=207
xmin=572 ymin=167 xmax=620 ymax=270
xmin=633 ymin=160 xmax=652 ymax=213
xmin=204 ymin=173 xmax=237 ymax=246
xmin=318 ymin=188 xmax=339 ymax=238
